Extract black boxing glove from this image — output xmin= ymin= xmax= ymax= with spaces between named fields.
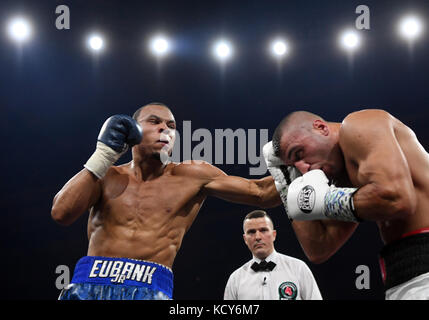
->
xmin=84 ymin=115 xmax=143 ymax=179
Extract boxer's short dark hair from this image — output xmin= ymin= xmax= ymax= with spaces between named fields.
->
xmin=133 ymin=102 xmax=170 ymax=120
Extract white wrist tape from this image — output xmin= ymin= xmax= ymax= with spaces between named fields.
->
xmin=84 ymin=142 xmax=127 ymax=179
xmin=324 ymin=186 xmax=360 ymax=222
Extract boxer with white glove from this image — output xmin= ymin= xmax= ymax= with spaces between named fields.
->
xmin=262 ymin=141 xmax=301 ymax=219
xmin=267 ymin=109 xmax=429 ymax=300
xmin=286 ymin=169 xmax=360 ymax=222
xmin=84 ymin=114 xmax=143 ymax=179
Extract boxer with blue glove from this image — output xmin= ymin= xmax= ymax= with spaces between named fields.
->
xmin=52 ymin=102 xmax=281 ymax=300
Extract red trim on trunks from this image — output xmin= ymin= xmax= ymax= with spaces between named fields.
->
xmin=401 ymin=227 xmax=429 ymax=239
xmin=379 ymin=257 xmax=386 ymax=284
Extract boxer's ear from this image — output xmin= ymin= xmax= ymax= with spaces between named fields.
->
xmin=313 ymin=119 xmax=329 ymax=136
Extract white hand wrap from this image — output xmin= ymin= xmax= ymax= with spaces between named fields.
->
xmin=84 ymin=142 xmax=128 ymax=179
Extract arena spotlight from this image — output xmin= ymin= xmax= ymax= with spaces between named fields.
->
xmin=7 ymin=16 xmax=32 ymax=43
xmin=213 ymin=39 xmax=233 ymax=61
xmin=339 ymin=29 xmax=361 ymax=51
xmin=87 ymin=34 xmax=104 ymax=52
xmin=399 ymin=15 xmax=424 ymax=40
xmin=149 ymin=35 xmax=170 ymax=57
xmin=270 ymin=39 xmax=288 ymax=57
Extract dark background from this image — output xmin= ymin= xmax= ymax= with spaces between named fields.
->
xmin=1 ymin=0 xmax=428 ymax=300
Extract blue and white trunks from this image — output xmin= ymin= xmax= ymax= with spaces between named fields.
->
xmin=59 ymin=256 xmax=173 ymax=300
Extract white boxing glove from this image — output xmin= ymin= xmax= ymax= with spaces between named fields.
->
xmin=262 ymin=141 xmax=302 ymax=219
xmin=287 ymin=169 xmax=360 ymax=222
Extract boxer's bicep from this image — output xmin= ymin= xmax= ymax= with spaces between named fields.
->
xmin=52 ymin=168 xmax=102 ymax=225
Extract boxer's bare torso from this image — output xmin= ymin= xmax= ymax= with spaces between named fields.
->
xmin=56 ymin=160 xmax=278 ymax=269
xmin=87 ymin=163 xmax=203 ymax=268
xmin=87 ymin=161 xmax=233 ymax=268
xmin=52 ymin=104 xmax=280 ymax=269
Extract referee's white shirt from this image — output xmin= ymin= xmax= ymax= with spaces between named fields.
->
xmin=224 ymin=250 xmax=322 ymax=300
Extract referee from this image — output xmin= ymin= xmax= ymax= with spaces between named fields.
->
xmin=224 ymin=210 xmax=322 ymax=300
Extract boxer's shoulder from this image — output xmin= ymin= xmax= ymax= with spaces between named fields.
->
xmin=342 ymin=109 xmax=392 ymax=128
xmin=340 ymin=109 xmax=394 ymax=143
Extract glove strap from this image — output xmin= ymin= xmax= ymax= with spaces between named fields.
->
xmin=324 ymin=187 xmax=361 ymax=222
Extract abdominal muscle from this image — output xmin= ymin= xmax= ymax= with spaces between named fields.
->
xmin=87 ymin=220 xmax=184 ymax=269
xmin=85 ymin=173 xmax=205 ymax=269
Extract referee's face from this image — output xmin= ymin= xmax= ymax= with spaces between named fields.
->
xmin=243 ymin=217 xmax=277 ymax=260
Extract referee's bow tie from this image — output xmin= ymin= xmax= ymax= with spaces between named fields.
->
xmin=251 ymin=260 xmax=276 ymax=272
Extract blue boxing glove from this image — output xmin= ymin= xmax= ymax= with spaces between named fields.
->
xmin=287 ymin=169 xmax=360 ymax=222
xmin=84 ymin=115 xmax=143 ymax=179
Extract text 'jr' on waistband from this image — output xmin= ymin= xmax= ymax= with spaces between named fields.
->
xmin=71 ymin=256 xmax=173 ymax=298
